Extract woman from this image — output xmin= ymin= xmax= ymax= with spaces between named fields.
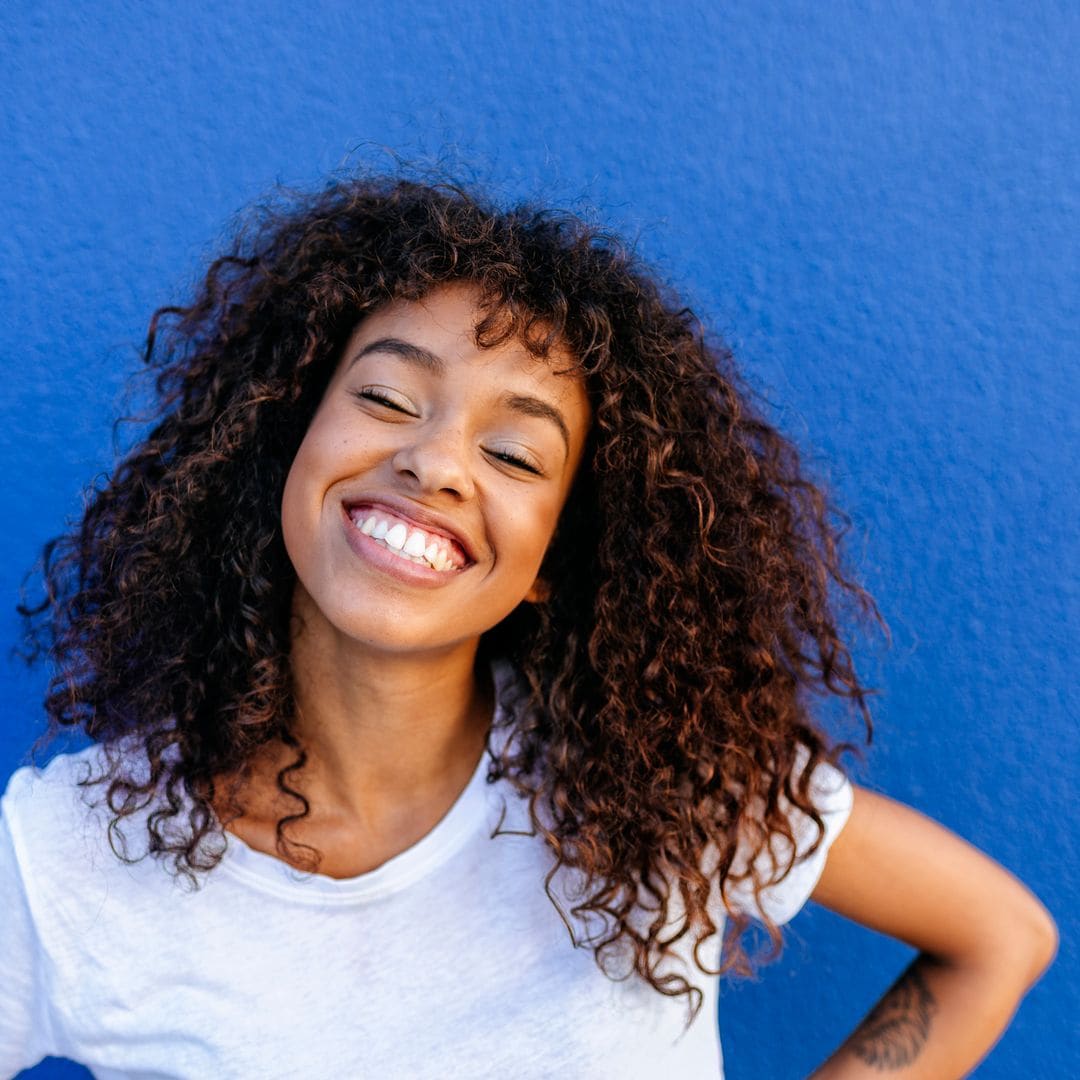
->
xmin=1 ymin=176 xmax=1057 ymax=1077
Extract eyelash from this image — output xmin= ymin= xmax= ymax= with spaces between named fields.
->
xmin=352 ymin=389 xmax=542 ymax=475
xmin=490 ymin=449 xmax=540 ymax=474
xmin=354 ymin=388 xmax=410 ymax=412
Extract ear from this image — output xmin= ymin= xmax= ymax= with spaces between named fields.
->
xmin=523 ymin=576 xmax=551 ymax=604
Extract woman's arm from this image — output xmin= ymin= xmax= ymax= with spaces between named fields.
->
xmin=807 ymin=785 xmax=1058 ymax=1079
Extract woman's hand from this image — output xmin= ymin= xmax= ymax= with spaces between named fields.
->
xmin=806 ymin=786 xmax=1058 ymax=1079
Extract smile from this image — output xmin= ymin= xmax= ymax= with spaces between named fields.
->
xmin=346 ymin=507 xmax=467 ymax=573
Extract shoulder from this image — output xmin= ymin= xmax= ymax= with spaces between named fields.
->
xmin=722 ymin=743 xmax=855 ymax=926
xmin=2 ymin=739 xmax=195 ymax=963
xmin=3 ymin=743 xmax=112 ymax=833
xmin=1 ymin=741 xmax=143 ymax=892
xmin=791 ymin=742 xmax=855 ymax=824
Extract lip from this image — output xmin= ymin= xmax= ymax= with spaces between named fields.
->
xmin=341 ymin=494 xmax=479 ymax=563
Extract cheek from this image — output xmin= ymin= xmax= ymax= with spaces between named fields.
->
xmin=517 ymin=498 xmax=569 ymax=572
xmin=279 ymin=455 xmax=309 ymax=573
xmin=280 ymin=429 xmax=329 ymax=572
xmin=278 ymin=405 xmax=382 ymax=571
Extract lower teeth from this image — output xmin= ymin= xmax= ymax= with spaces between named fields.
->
xmin=374 ymin=536 xmax=441 ymax=571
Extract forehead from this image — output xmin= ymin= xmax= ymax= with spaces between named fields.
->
xmin=341 ymin=284 xmax=585 ymax=395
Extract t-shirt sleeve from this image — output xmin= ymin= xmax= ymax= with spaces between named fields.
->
xmin=722 ymin=747 xmax=854 ymax=926
xmin=0 ymin=768 xmax=61 ymax=1074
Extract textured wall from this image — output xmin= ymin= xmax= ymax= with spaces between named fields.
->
xmin=2 ymin=1 xmax=1076 ymax=1076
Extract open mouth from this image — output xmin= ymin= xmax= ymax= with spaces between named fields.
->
xmin=345 ymin=505 xmax=469 ymax=573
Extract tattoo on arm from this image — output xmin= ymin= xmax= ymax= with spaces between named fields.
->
xmin=849 ymin=958 xmax=938 ymax=1070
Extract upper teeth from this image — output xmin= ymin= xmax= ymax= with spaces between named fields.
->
xmin=351 ymin=511 xmax=460 ymax=572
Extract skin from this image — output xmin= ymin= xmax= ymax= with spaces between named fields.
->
xmin=226 ymin=284 xmax=592 ymax=876
xmin=225 ymin=285 xmax=1057 ymax=1075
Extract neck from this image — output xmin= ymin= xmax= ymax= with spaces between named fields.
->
xmin=247 ymin=586 xmax=494 ymax=830
xmin=298 ymin=628 xmax=491 ymax=809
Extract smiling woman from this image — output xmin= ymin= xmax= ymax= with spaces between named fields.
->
xmin=0 ymin=176 xmax=1056 ymax=1077
xmin=280 ymin=286 xmax=591 ymax=659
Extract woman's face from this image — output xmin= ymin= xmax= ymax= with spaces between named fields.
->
xmin=280 ymin=284 xmax=592 ymax=657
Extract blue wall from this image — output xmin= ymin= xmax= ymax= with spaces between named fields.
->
xmin=2 ymin=2 xmax=1075 ymax=1076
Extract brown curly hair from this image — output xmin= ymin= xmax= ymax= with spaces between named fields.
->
xmin=21 ymin=174 xmax=882 ymax=1021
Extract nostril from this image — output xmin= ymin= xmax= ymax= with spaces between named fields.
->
xmin=392 ymin=442 xmax=474 ymax=498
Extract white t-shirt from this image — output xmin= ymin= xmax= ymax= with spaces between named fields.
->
xmin=0 ymin=663 xmax=853 ymax=1079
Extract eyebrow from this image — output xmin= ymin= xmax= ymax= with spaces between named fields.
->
xmin=501 ymin=394 xmax=571 ymax=453
xmin=350 ymin=336 xmax=572 ymax=453
xmin=352 ymin=337 xmax=445 ymax=375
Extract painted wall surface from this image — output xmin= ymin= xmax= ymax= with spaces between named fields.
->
xmin=1 ymin=2 xmax=1075 ymax=1077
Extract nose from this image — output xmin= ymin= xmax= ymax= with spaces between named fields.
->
xmin=391 ymin=423 xmax=476 ymax=500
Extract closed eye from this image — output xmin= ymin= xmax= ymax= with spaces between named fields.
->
xmin=351 ymin=387 xmax=414 ymax=414
xmin=489 ymin=449 xmax=542 ymax=475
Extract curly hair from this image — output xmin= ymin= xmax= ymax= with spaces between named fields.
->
xmin=21 ymin=174 xmax=882 ymax=1021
